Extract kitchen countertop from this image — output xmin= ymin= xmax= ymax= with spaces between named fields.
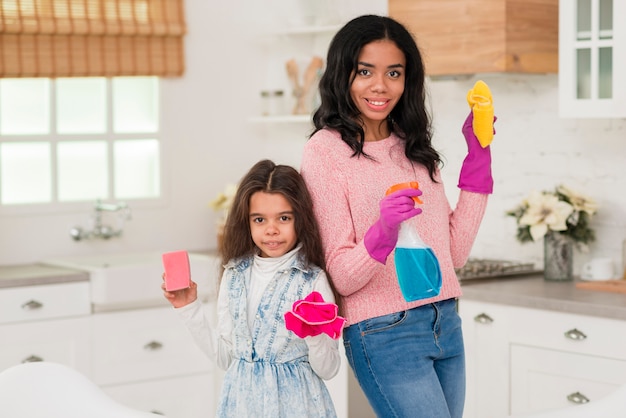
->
xmin=461 ymin=273 xmax=626 ymax=321
xmin=3 ymin=264 xmax=624 ymax=320
xmin=0 ymin=263 xmax=89 ymax=288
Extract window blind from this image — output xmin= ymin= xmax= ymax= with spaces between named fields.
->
xmin=0 ymin=0 xmax=186 ymax=77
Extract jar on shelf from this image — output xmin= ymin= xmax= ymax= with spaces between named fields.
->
xmin=260 ymin=90 xmax=285 ymax=116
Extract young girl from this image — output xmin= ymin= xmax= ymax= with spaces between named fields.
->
xmin=162 ymin=160 xmax=343 ymax=417
xmin=300 ymin=15 xmax=495 ymax=418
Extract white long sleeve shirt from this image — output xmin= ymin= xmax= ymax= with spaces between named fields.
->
xmin=175 ymin=246 xmax=341 ymax=380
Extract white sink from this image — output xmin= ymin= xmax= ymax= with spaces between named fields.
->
xmin=42 ymin=252 xmax=221 ymax=308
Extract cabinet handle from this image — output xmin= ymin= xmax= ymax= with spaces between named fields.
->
xmin=22 ymin=355 xmax=44 ymax=363
xmin=564 ymin=328 xmax=587 ymax=341
xmin=150 ymin=411 xmax=165 ymax=415
xmin=474 ymin=313 xmax=494 ymax=324
xmin=144 ymin=341 xmax=163 ymax=351
xmin=566 ymin=391 xmax=590 ymax=404
xmin=21 ymin=300 xmax=43 ymax=310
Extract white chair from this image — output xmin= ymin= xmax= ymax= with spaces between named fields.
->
xmin=509 ymin=384 xmax=626 ymax=418
xmin=0 ymin=362 xmax=163 ymax=418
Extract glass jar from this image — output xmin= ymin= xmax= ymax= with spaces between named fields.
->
xmin=260 ymin=90 xmax=285 ymax=116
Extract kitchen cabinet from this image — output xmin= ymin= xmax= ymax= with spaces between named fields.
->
xmin=459 ymin=299 xmax=626 ymax=417
xmin=0 ymin=281 xmax=91 ymax=375
xmin=92 ymin=306 xmax=217 ymax=417
xmin=558 ymin=0 xmax=626 ymax=118
xmin=510 ymin=346 xmax=626 ymax=414
xmin=0 ymin=263 xmax=221 ymax=418
xmin=103 ymin=374 xmax=215 ymax=417
xmin=0 ymin=317 xmax=91 ymax=376
xmin=460 ymin=299 xmax=510 ymax=418
xmin=388 ymin=0 xmax=559 ymax=76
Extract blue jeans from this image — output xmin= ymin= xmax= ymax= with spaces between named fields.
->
xmin=343 ymin=299 xmax=465 ymax=418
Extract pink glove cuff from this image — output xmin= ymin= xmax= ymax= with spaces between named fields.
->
xmin=284 ymin=291 xmax=346 ymax=340
xmin=364 ymin=223 xmax=395 ymax=264
xmin=458 ymin=111 xmax=494 ymax=194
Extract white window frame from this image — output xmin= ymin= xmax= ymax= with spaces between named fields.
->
xmin=0 ymin=77 xmax=166 ymax=216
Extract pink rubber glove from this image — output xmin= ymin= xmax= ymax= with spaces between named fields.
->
xmin=284 ymin=291 xmax=346 ymax=339
xmin=458 ymin=111 xmax=495 ymax=194
xmin=363 ymin=187 xmax=423 ymax=264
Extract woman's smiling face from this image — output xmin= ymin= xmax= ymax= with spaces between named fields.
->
xmin=350 ymin=39 xmax=406 ymax=141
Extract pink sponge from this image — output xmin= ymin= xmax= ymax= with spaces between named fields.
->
xmin=284 ymin=291 xmax=346 ymax=339
xmin=162 ymin=250 xmax=191 ymax=291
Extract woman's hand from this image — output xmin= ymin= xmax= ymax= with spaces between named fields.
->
xmin=458 ymin=111 xmax=494 ymax=194
xmin=161 ymin=273 xmax=198 ymax=308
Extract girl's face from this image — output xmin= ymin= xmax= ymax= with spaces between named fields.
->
xmin=350 ymin=39 xmax=406 ymax=141
xmin=249 ymin=191 xmax=298 ymax=258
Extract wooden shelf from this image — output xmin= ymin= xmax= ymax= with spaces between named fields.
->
xmin=267 ymin=24 xmax=342 ymax=36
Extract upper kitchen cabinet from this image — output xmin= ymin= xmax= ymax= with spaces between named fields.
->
xmin=559 ymin=0 xmax=626 ymax=118
xmin=388 ymin=0 xmax=559 ymax=76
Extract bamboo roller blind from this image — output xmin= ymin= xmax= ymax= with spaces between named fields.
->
xmin=0 ymin=0 xmax=186 ymax=77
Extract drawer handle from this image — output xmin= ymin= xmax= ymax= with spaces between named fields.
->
xmin=150 ymin=411 xmax=165 ymax=415
xmin=566 ymin=391 xmax=590 ymax=404
xmin=564 ymin=328 xmax=587 ymax=341
xmin=21 ymin=300 xmax=43 ymax=310
xmin=144 ymin=341 xmax=163 ymax=351
xmin=22 ymin=355 xmax=44 ymax=363
xmin=474 ymin=313 xmax=494 ymax=324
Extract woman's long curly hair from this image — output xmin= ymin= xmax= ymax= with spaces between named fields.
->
xmin=311 ymin=14 xmax=442 ymax=181
xmin=220 ymin=160 xmax=341 ymax=308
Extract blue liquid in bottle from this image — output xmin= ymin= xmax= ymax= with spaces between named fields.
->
xmin=394 ymin=246 xmax=442 ymax=302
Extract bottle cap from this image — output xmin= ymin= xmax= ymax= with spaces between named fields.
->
xmin=385 ymin=182 xmax=423 ymax=204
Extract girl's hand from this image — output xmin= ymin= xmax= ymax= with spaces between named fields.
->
xmin=161 ymin=273 xmax=198 ymax=308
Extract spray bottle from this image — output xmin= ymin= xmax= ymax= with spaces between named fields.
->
xmin=386 ymin=182 xmax=442 ymax=302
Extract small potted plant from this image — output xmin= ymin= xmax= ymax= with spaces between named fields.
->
xmin=506 ymin=184 xmax=598 ymax=281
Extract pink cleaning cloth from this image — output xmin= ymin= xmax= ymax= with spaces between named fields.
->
xmin=284 ymin=291 xmax=346 ymax=340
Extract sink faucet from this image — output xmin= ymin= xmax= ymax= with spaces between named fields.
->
xmin=70 ymin=200 xmax=132 ymax=241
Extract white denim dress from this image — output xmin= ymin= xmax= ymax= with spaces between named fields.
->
xmin=216 ymin=251 xmax=337 ymax=418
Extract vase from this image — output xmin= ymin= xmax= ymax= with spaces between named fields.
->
xmin=543 ymin=232 xmax=573 ymax=281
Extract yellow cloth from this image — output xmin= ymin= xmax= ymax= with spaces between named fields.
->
xmin=467 ymin=80 xmax=494 ymax=148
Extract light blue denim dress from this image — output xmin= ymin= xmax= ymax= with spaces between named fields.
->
xmin=216 ymin=254 xmax=337 ymax=418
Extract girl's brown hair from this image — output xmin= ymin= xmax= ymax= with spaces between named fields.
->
xmin=219 ymin=160 xmax=340 ymax=308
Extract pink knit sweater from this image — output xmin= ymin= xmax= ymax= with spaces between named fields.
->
xmin=300 ymin=129 xmax=488 ymax=325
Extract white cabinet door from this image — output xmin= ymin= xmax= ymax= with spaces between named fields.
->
xmin=461 ymin=298 xmax=626 ymax=417
xmin=92 ymin=306 xmax=212 ymax=386
xmin=559 ymin=0 xmax=626 ymax=118
xmin=103 ymin=373 xmax=216 ymax=418
xmin=93 ymin=306 xmax=220 ymax=418
xmin=0 ymin=316 xmax=90 ymax=375
xmin=459 ymin=299 xmax=511 ymax=418
xmin=510 ymin=344 xmax=626 ymax=415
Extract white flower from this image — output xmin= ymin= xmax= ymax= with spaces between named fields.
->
xmin=209 ymin=183 xmax=238 ymax=213
xmin=556 ymin=184 xmax=598 ymax=216
xmin=209 ymin=183 xmax=238 ymax=231
xmin=518 ymin=191 xmax=574 ymax=241
xmin=507 ymin=184 xmax=597 ymax=245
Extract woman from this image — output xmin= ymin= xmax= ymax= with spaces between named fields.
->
xmin=300 ymin=15 xmax=494 ymax=418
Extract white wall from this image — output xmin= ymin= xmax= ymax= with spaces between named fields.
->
xmin=1 ymin=0 xmax=625 ymax=278
xmin=427 ymin=74 xmax=626 ymax=273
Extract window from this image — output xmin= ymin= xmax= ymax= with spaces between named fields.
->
xmin=0 ymin=76 xmax=161 ymax=207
